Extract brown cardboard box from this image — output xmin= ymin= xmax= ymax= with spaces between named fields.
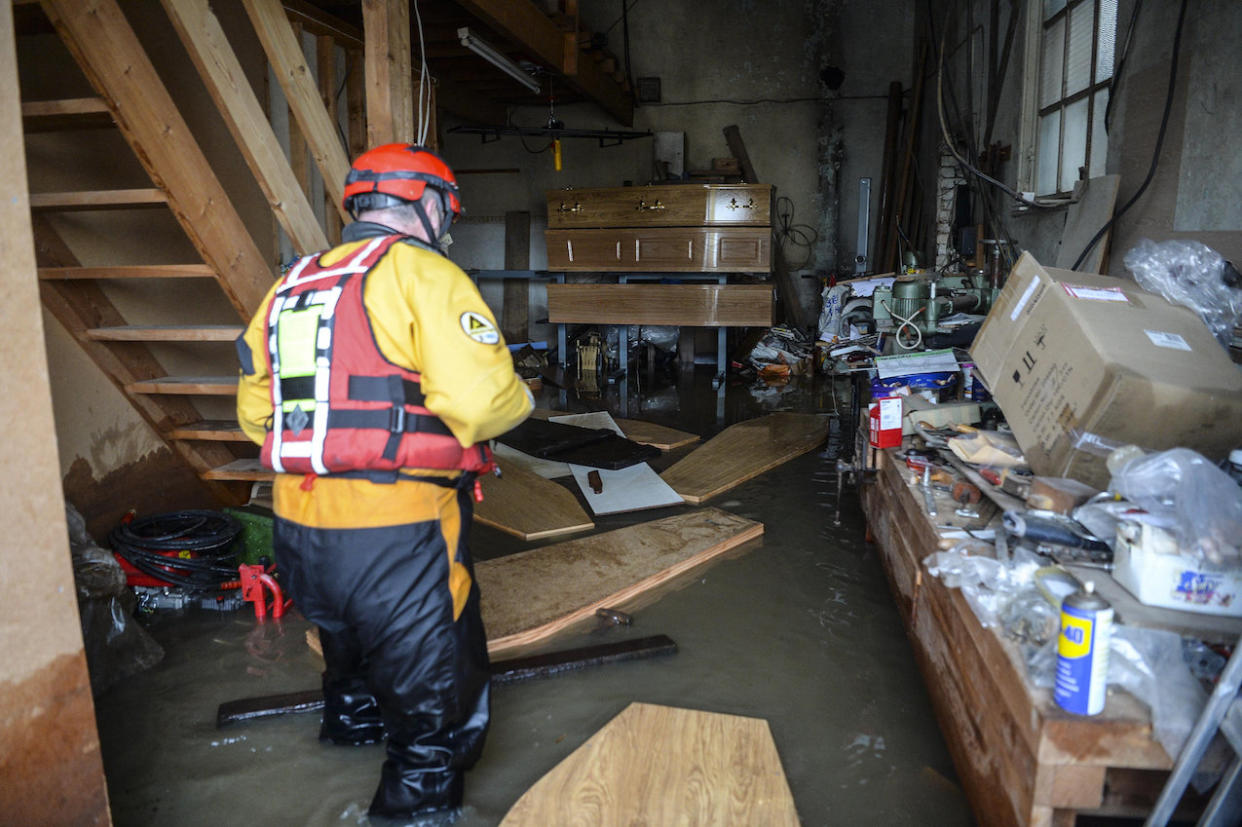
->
xmin=970 ymin=253 xmax=1242 ymax=488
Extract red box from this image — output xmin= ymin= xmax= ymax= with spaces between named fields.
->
xmin=869 ymin=397 xmax=903 ymax=449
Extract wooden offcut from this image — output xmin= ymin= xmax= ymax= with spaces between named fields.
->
xmin=474 ymin=460 xmax=594 ymax=541
xmin=660 ymin=413 xmax=829 ymax=504
xmin=546 ymin=284 xmax=773 ymax=327
xmin=477 ymin=508 xmax=762 ymax=655
xmin=501 ymin=703 xmax=799 ymax=826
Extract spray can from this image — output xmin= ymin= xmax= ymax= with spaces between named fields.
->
xmin=1054 ymin=582 xmax=1113 ymax=715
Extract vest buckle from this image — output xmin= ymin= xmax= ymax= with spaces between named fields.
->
xmin=388 ymin=405 xmax=406 ymax=433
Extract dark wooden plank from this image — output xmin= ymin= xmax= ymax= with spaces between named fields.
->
xmin=502 ymin=210 xmax=530 ymax=344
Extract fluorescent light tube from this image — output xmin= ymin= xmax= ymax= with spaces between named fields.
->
xmin=457 ymin=27 xmax=541 ymax=94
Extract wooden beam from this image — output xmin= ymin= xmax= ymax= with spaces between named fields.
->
xmin=167 ymin=420 xmax=249 ymax=441
xmin=287 ymin=21 xmax=311 ymax=203
xmin=85 ymin=325 xmax=244 ymax=341
xmin=546 ymin=284 xmax=774 ymax=327
xmin=362 ymin=0 xmax=414 ymax=146
xmin=345 ymin=47 xmax=367 ymax=157
xmin=38 ymin=264 xmax=216 ymax=279
xmin=0 ymin=0 xmax=110 ymax=817
xmin=452 ymin=0 xmax=633 ymax=125
xmin=21 ymin=96 xmax=113 ymax=131
xmin=243 ymin=0 xmax=351 ymax=225
xmin=202 ymin=458 xmax=272 ymax=480
xmin=316 ymin=34 xmax=342 ymax=243
xmin=41 ymin=0 xmax=274 ymax=318
xmin=282 ymin=0 xmax=362 ymax=48
xmin=126 ymin=376 xmax=238 ymax=395
xmin=161 ymin=0 xmax=329 ymax=255
xmin=29 ymin=188 xmax=168 ymax=211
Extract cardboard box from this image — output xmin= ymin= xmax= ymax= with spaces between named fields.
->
xmin=1113 ymin=521 xmax=1242 ymax=617
xmin=970 ymin=253 xmax=1242 ymax=488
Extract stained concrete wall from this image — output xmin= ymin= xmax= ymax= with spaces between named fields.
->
xmin=918 ymin=0 xmax=1242 ymax=276
xmin=440 ymin=0 xmax=915 ymax=332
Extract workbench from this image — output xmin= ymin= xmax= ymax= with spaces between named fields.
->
xmin=861 ymin=444 xmax=1180 ymax=826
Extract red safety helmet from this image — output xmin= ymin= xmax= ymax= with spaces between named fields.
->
xmin=342 ymin=144 xmax=462 ymax=230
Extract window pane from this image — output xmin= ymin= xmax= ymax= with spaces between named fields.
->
xmin=1066 ymin=2 xmax=1094 ymax=97
xmin=1061 ymin=97 xmax=1089 ymax=192
xmin=1090 ymin=88 xmax=1109 ymax=177
xmin=1041 ymin=17 xmax=1066 ymax=109
xmin=1038 ymin=110 xmax=1061 ymax=195
xmin=1045 ymin=0 xmax=1068 ymax=20
xmin=1096 ymin=0 xmax=1117 ymax=83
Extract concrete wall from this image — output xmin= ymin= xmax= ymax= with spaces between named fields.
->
xmin=918 ymin=0 xmax=1242 ymax=276
xmin=440 ymin=0 xmax=915 ymax=331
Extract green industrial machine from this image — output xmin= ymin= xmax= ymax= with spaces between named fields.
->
xmin=871 ymin=271 xmax=1000 ymax=348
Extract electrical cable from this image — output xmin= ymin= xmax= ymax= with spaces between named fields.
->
xmin=774 ymin=196 xmax=818 ymax=270
xmin=413 ymin=0 xmax=432 ymax=146
xmin=603 ymin=0 xmax=641 ymax=35
xmin=1071 ymin=0 xmax=1188 ymax=272
xmin=110 ymin=510 xmax=243 ymax=593
xmin=880 ymin=298 xmax=925 ymax=350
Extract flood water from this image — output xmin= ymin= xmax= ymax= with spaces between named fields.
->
xmin=93 ymin=367 xmax=973 ymax=826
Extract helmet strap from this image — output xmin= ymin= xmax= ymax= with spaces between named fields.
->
xmin=410 ymin=196 xmax=447 ymax=255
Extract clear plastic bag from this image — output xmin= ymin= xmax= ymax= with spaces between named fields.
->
xmin=1109 ymin=448 xmax=1242 ymax=565
xmin=1123 ymin=238 xmax=1242 ymax=347
xmin=923 ymin=545 xmax=1047 ymax=628
xmin=638 ymin=325 xmax=679 ymax=352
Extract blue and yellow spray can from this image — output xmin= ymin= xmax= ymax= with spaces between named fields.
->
xmin=1054 ymin=582 xmax=1113 ymax=715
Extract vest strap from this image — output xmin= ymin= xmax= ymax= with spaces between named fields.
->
xmin=347 ymin=375 xmax=426 ymax=406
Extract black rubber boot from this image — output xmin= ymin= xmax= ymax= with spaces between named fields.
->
xmin=318 ymin=626 xmax=385 ymax=746
xmin=367 ymin=744 xmax=463 ymax=821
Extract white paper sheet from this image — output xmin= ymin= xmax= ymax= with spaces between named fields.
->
xmin=549 ymin=411 xmax=626 ymax=437
xmin=569 ymin=462 xmax=684 ymax=516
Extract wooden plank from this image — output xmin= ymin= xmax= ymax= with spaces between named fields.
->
xmin=345 ymin=47 xmax=367 ymax=158
xmin=202 ymin=458 xmax=272 ymax=481
xmin=286 ymin=20 xmax=311 ymax=203
xmin=501 ymin=703 xmax=798 ymax=826
xmin=243 ymin=0 xmax=351 ymax=224
xmin=20 ymin=96 xmax=113 ymax=131
xmin=0 ymin=2 xmax=111 ymax=817
xmin=126 ymin=376 xmax=237 ymax=395
xmin=41 ymin=0 xmax=275 ymax=318
xmin=85 ymin=325 xmax=244 ymax=342
xmin=316 ymin=34 xmax=341 ymax=245
xmin=477 ymin=508 xmax=763 ymax=655
xmin=1055 ymin=174 xmax=1121 ymax=273
xmin=502 ymin=211 xmax=530 ymax=343
xmin=546 ymin=284 xmax=773 ymax=327
xmin=31 ymin=216 xmax=244 ymax=503
xmin=361 ymin=0 xmax=413 ymax=146
xmin=38 ymin=264 xmax=215 ymax=280
xmin=167 ymin=420 xmax=249 ymax=441
xmin=474 ymin=459 xmax=594 ymax=541
xmin=160 ymin=0 xmax=330 ymax=255
xmin=28 ymin=188 xmax=168 ymax=211
xmin=282 ymin=0 xmax=362 ymax=48
xmin=660 ymin=413 xmax=828 ymax=504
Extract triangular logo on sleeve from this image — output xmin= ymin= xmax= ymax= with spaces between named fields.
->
xmin=460 ymin=311 xmax=500 ymax=345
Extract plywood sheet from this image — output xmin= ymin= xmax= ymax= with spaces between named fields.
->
xmin=660 ymin=413 xmax=829 ymax=504
xmin=474 ymin=460 xmax=593 ymax=541
xmin=533 ymin=408 xmax=699 ymax=451
xmin=501 ymin=702 xmax=799 ymax=826
xmin=569 ymin=462 xmax=683 ymax=516
xmin=478 ymin=508 xmax=762 ymax=655
xmin=1055 ymin=174 xmax=1120 ymax=273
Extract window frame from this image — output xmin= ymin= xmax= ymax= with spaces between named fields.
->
xmin=1018 ymin=0 xmax=1116 ymax=199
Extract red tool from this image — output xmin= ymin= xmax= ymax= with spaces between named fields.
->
xmin=238 ymin=564 xmax=291 ymax=621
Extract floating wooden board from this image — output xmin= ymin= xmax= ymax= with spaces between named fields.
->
xmin=546 ymin=283 xmax=773 ymax=326
xmin=660 ymin=413 xmax=829 ymax=504
xmin=501 ymin=703 xmax=799 ymax=826
xmin=477 ymin=507 xmax=762 ymax=655
xmin=568 ymin=462 xmax=683 ymax=516
xmin=533 ymin=408 xmax=699 ymax=451
xmin=474 ymin=460 xmax=594 ymax=541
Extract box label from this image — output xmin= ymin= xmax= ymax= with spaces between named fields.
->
xmin=1062 ymin=284 xmax=1130 ymax=303
xmin=1010 ymin=277 xmax=1041 ymax=320
xmin=1144 ymin=329 xmax=1193 ymax=351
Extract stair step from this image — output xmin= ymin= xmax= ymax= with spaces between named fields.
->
xmin=39 ymin=264 xmax=216 ymax=280
xmin=87 ymin=325 xmax=243 ymax=342
xmin=202 ymin=458 xmax=273 ymax=482
xmin=22 ymin=97 xmax=114 ymax=132
xmin=168 ymin=420 xmax=249 ymax=442
xmin=127 ymin=376 xmax=237 ymax=395
xmin=29 ymin=188 xmax=169 ymax=212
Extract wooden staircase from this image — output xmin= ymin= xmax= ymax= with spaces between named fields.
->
xmin=21 ymin=0 xmax=364 ymax=495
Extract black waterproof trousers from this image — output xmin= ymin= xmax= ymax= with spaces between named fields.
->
xmin=273 ymin=482 xmax=490 ymax=819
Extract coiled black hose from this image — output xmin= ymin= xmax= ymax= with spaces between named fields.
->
xmin=109 ymin=510 xmax=242 ymax=592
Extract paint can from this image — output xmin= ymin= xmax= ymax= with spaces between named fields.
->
xmin=1054 ymin=582 xmax=1113 ymax=715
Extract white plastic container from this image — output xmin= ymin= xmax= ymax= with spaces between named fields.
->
xmin=1113 ymin=521 xmax=1242 ymax=617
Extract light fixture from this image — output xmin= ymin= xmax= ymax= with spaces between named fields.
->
xmin=457 ymin=27 xmax=541 ymax=94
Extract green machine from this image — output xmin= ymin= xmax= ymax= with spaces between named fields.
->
xmin=871 ymin=272 xmax=1000 ymax=348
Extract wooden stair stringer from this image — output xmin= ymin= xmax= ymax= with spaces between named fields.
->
xmin=40 ymin=0 xmax=274 ymax=320
xmin=32 ymin=216 xmax=248 ymax=504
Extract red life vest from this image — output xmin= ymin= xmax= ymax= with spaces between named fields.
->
xmin=259 ymin=235 xmax=491 ymax=477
